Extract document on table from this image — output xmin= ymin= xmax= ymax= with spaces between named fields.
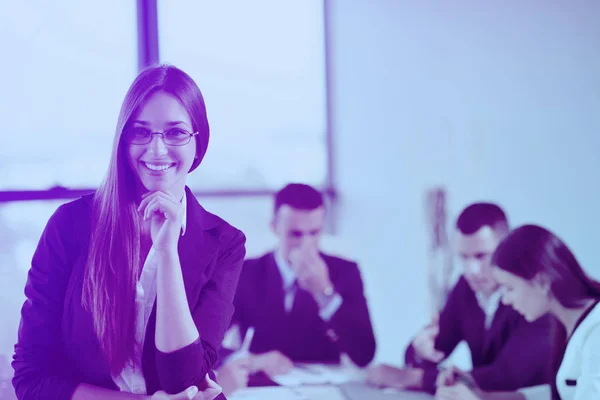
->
xmin=271 ymin=363 xmax=366 ymax=386
xmin=229 ymin=385 xmax=346 ymax=400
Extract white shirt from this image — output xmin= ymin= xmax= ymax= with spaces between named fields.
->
xmin=475 ymin=289 xmax=502 ymax=330
xmin=273 ymin=249 xmax=343 ymax=321
xmin=112 ymin=194 xmax=188 ymax=394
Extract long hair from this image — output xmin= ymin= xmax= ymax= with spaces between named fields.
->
xmin=82 ymin=64 xmax=210 ymax=374
xmin=492 ymin=224 xmax=600 ymax=309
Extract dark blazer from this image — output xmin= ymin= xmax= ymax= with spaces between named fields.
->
xmin=405 ymin=277 xmax=558 ymax=394
xmin=12 ymin=187 xmax=246 ymax=400
xmin=228 ymin=251 xmax=376 ymax=368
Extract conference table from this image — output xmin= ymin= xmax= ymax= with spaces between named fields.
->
xmin=228 ymin=363 xmax=434 ymax=400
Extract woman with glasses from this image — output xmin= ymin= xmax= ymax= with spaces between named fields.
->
xmin=12 ymin=65 xmax=245 ymax=400
xmin=435 ymin=225 xmax=600 ymax=400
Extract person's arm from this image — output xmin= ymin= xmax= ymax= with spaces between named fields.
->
xmin=154 ymin=229 xmax=246 ymax=394
xmin=11 ymin=205 xmax=83 ymax=400
xmin=574 ymin=324 xmax=600 ymax=399
xmin=469 ymin=315 xmax=556 ymax=391
xmin=321 ymin=262 xmax=376 ymax=367
xmin=155 ymin=249 xmax=200 ymax=352
xmin=405 ymin=278 xmax=466 ymax=392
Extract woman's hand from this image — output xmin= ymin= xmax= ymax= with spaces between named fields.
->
xmin=138 ymin=191 xmax=185 ymax=252
xmin=150 ymin=385 xmax=199 ymax=400
xmin=435 ymin=383 xmax=484 ymax=400
xmin=150 ymin=375 xmax=222 ymax=400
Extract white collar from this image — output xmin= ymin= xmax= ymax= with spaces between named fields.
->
xmin=180 ymin=192 xmax=187 ymax=236
xmin=475 ymin=289 xmax=502 ymax=316
xmin=274 ymin=248 xmax=296 ymax=290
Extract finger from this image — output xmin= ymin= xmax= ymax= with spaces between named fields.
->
xmin=204 ymin=374 xmax=222 ymax=390
xmin=138 ymin=191 xmax=162 ymax=213
xmin=186 ymin=386 xmax=199 ymax=399
xmin=144 ymin=197 xmax=179 ymax=221
xmin=235 ymin=357 xmax=251 ymax=369
xmin=170 ymin=385 xmax=198 ymax=400
xmin=144 ymin=197 xmax=165 ymax=221
xmin=139 ymin=191 xmax=179 ymax=214
xmin=430 ymin=350 xmax=445 ymax=362
xmin=425 ymin=325 xmax=440 ymax=337
xmin=140 ymin=193 xmax=171 ymax=219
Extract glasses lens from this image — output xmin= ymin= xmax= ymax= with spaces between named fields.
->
xmin=163 ymin=128 xmax=191 ymax=146
xmin=124 ymin=127 xmax=151 ymax=144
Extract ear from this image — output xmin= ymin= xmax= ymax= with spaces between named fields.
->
xmin=270 ymin=216 xmax=277 ymax=234
xmin=533 ymin=273 xmax=552 ymax=295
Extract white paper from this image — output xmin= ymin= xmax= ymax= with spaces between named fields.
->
xmin=271 ymin=363 xmax=366 ymax=386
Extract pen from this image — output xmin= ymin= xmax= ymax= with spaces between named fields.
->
xmin=239 ymin=327 xmax=255 ymax=354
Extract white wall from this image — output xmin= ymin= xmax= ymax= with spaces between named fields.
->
xmin=327 ymin=0 xmax=600 ymax=363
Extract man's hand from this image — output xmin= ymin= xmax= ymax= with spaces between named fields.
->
xmin=366 ymin=364 xmax=424 ymax=390
xmin=288 ymin=246 xmax=332 ymax=297
xmin=249 ymin=350 xmax=293 ymax=376
xmin=217 ymin=357 xmax=250 ymax=396
xmin=436 ymin=365 xmax=476 ymax=389
xmin=412 ymin=314 xmax=445 ymax=363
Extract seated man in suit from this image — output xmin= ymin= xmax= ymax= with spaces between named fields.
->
xmin=217 ymin=183 xmax=376 ymax=394
xmin=367 ymin=203 xmax=558 ymax=394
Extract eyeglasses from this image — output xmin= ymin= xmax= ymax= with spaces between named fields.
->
xmin=123 ymin=127 xmax=199 ymax=146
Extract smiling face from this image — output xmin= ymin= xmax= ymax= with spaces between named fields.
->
xmin=126 ymin=91 xmax=196 ymax=198
xmin=492 ymin=267 xmax=552 ymax=322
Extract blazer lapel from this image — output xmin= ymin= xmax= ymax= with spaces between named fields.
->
xmin=177 ymin=187 xmax=221 ymax=297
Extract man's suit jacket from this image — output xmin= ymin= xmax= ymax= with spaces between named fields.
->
xmin=405 ymin=277 xmax=559 ymax=394
xmin=230 ymin=252 xmax=376 ymax=367
xmin=12 ymin=187 xmax=245 ymax=400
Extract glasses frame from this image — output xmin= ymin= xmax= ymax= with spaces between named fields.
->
xmin=123 ymin=127 xmax=199 ymax=146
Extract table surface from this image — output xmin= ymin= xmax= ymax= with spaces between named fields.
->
xmin=228 ymin=362 xmax=435 ymax=400
xmin=229 ymin=382 xmax=434 ymax=400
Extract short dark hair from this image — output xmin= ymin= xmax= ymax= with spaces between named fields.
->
xmin=274 ymin=183 xmax=324 ymax=213
xmin=456 ymin=202 xmax=509 ymax=236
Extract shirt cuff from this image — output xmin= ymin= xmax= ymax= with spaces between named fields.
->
xmin=318 ymin=293 xmax=343 ymax=321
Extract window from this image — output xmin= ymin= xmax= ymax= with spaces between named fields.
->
xmin=157 ymin=0 xmax=328 ymax=190
xmin=0 ymin=1 xmax=137 ymax=190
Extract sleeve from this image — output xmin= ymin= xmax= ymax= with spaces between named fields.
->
xmin=11 ymin=205 xmax=81 ymax=400
xmin=574 ymin=324 xmax=600 ymax=400
xmin=216 ymin=260 xmax=252 ymax=369
xmin=155 ymin=229 xmax=246 ymax=393
xmin=404 ymin=277 xmax=466 ymax=393
xmin=470 ymin=315 xmax=556 ymax=391
xmin=322 ymin=262 xmax=376 ymax=367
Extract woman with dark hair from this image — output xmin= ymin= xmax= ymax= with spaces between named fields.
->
xmin=12 ymin=65 xmax=246 ymax=400
xmin=435 ymin=224 xmax=600 ymax=400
